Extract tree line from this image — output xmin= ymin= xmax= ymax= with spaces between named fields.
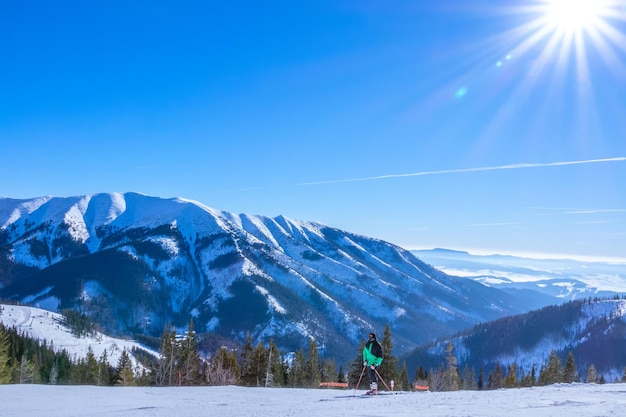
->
xmin=150 ymin=320 xmax=346 ymax=388
xmin=0 ymin=309 xmax=395 ymax=388
xmin=3 ymin=308 xmax=626 ymax=390
xmin=0 ymin=321 xmax=148 ymax=385
xmin=420 ymin=341 xmax=626 ymax=392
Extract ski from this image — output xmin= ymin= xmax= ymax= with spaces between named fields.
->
xmin=321 ymin=391 xmax=405 ymax=401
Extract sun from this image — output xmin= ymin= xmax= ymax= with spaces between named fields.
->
xmin=498 ymin=0 xmax=626 ymax=72
xmin=542 ymin=0 xmax=607 ymax=33
xmin=446 ymin=0 xmax=626 ymax=113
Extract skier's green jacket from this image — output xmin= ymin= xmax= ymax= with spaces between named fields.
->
xmin=363 ymin=335 xmax=383 ymax=367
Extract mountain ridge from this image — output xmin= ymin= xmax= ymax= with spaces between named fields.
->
xmin=0 ymin=193 xmax=571 ymax=362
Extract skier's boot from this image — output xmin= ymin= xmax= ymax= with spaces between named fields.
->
xmin=366 ymin=382 xmax=378 ymax=395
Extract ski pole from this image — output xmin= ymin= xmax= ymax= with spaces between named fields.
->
xmin=353 ymin=365 xmax=366 ymax=396
xmin=374 ymin=368 xmax=391 ymax=392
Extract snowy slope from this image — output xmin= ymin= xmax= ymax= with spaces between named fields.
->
xmin=1 ymin=383 xmax=625 ymax=417
xmin=0 ymin=304 xmax=158 ymax=367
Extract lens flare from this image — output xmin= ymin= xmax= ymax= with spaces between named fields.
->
xmin=543 ymin=0 xmax=607 ymax=32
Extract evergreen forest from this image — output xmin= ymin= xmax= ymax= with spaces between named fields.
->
xmin=2 ymin=305 xmax=626 ymax=390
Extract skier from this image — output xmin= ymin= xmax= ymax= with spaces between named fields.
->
xmin=362 ymin=332 xmax=383 ymax=395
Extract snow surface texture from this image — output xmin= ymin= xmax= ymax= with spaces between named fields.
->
xmin=1 ymin=383 xmax=625 ymax=417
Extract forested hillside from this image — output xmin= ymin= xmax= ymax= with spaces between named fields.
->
xmin=402 ymin=297 xmax=626 ymax=385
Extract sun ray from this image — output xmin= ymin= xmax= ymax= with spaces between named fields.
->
xmin=585 ymin=20 xmax=626 ymax=81
xmin=573 ymin=29 xmax=591 ymax=89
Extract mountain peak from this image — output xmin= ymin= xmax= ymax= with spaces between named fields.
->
xmin=0 ymin=193 xmax=554 ymax=362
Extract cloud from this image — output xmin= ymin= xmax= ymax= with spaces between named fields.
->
xmin=531 ymin=207 xmax=626 ymax=215
xmin=565 ymin=209 xmax=626 ymax=214
xmin=298 ymin=157 xmax=626 ymax=186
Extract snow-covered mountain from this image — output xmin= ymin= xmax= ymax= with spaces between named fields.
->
xmin=0 ymin=303 xmax=157 ymax=367
xmin=0 ymin=193 xmax=552 ymax=361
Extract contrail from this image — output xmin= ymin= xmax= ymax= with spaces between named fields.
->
xmin=298 ymin=157 xmax=626 ymax=186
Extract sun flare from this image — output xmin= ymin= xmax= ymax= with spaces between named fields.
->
xmin=451 ymin=0 xmax=626 ymax=163
xmin=501 ymin=0 xmax=626 ymax=76
xmin=543 ymin=0 xmax=607 ymax=33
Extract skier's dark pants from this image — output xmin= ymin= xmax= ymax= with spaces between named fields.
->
xmin=367 ymin=367 xmax=378 ymax=385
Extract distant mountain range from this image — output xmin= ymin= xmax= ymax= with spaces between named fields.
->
xmin=412 ymin=248 xmax=626 ymax=300
xmin=0 ymin=193 xmax=581 ymax=364
xmin=405 ymin=250 xmax=626 ymax=380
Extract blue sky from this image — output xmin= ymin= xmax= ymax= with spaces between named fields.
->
xmin=2 ymin=0 xmax=626 ymax=261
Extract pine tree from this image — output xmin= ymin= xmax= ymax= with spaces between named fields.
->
xmin=97 ymin=350 xmax=112 ymax=386
xmin=264 ymin=343 xmax=274 ymax=387
xmin=18 ymin=354 xmax=35 ymax=384
xmin=321 ymin=358 xmax=337 ymax=384
xmin=178 ymin=319 xmax=201 ymax=386
xmin=54 ymin=350 xmax=73 ymax=385
xmin=538 ymin=350 xmax=562 ymax=386
xmin=252 ymin=342 xmax=268 ymax=387
xmin=586 ymin=364 xmax=598 ymax=383
xmin=306 ymin=339 xmax=321 ymax=388
xmin=206 ymin=346 xmax=239 ymax=386
xmin=155 ymin=324 xmax=178 ymax=386
xmin=228 ymin=348 xmax=241 ymax=384
xmin=429 ymin=364 xmax=446 ymax=391
xmin=337 ymin=365 xmax=346 ymax=384
xmin=520 ymin=364 xmax=536 ymax=387
xmin=399 ymin=361 xmax=411 ymax=391
xmin=239 ymin=333 xmax=255 ymax=386
xmin=71 ymin=357 xmax=87 ymax=384
xmin=84 ymin=346 xmax=99 ymax=385
xmin=443 ymin=342 xmax=460 ymax=391
xmin=135 ymin=364 xmax=152 ymax=387
xmin=290 ymin=348 xmax=306 ymax=388
xmin=0 ymin=327 xmax=12 ymax=384
xmin=505 ymin=363 xmax=517 ymax=388
xmin=563 ymin=352 xmax=578 ymax=383
xmin=379 ymin=324 xmax=399 ymax=386
xmin=477 ymin=366 xmax=484 ymax=390
xmin=268 ymin=339 xmax=284 ymax=387
xmin=461 ymin=364 xmax=476 ymax=390
xmin=34 ymin=348 xmax=45 ymax=383
xmin=488 ymin=361 xmax=503 ymax=389
xmin=115 ymin=349 xmax=136 ymax=386
xmin=414 ymin=365 xmax=428 ymax=388
xmin=49 ymin=361 xmax=59 ymax=385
